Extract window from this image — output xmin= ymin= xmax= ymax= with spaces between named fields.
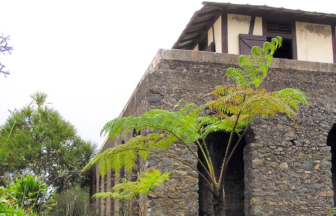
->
xmin=265 ymin=20 xmax=294 ymax=59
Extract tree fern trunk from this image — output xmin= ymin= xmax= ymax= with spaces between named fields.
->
xmin=213 ymin=186 xmax=225 ymax=216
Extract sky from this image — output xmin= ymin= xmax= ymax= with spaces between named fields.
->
xmin=0 ymin=0 xmax=335 ymax=149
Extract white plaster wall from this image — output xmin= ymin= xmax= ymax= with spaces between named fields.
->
xmin=227 ymin=14 xmax=251 ymax=54
xmin=214 ymin=16 xmax=222 ymax=53
xmin=208 ymin=27 xmax=213 ymax=45
xmin=207 ymin=16 xmax=222 ymax=53
xmin=193 ymin=44 xmax=199 ymax=51
xmin=296 ymin=21 xmax=333 ymax=63
xmin=253 ymin=17 xmax=263 ymax=36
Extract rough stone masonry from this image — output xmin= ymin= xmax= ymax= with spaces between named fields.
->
xmin=93 ymin=49 xmax=336 ymax=216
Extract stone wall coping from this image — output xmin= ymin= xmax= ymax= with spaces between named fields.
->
xmin=160 ymin=49 xmax=336 ymax=73
xmin=98 ymin=49 xmax=336 ymax=152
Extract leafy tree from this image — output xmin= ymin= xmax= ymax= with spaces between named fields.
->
xmin=0 ymin=92 xmax=97 ymax=192
xmin=83 ymin=37 xmax=308 ymax=216
xmin=0 ymin=33 xmax=13 ymax=77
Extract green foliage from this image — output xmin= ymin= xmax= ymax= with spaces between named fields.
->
xmin=93 ymin=169 xmax=170 ymax=216
xmin=0 ymin=172 xmax=54 ymax=215
xmin=0 ymin=92 xmax=97 ymax=192
xmin=94 ymin=169 xmax=170 ymax=200
xmin=84 ymin=134 xmax=177 ymax=177
xmin=326 ymin=207 xmax=336 ymax=216
xmin=50 ymin=186 xmax=98 ymax=216
xmin=0 ymin=201 xmax=37 ymax=216
xmin=100 ymin=103 xmax=204 ymax=144
xmin=227 ymin=36 xmax=282 ymax=88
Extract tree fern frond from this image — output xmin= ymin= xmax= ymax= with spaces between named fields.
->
xmin=121 ymin=149 xmax=138 ymax=173
xmin=227 ymin=37 xmax=282 ymax=88
xmin=94 ymin=169 xmax=171 ymax=202
xmin=82 ymin=134 xmax=177 ymax=175
xmin=92 ymin=192 xmax=116 ymax=199
xmin=201 ymin=119 xmax=237 ymax=139
xmin=238 ymin=93 xmax=298 ymax=120
xmin=271 ymin=88 xmax=308 ymax=111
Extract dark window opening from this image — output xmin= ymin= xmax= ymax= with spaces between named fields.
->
xmin=267 ymin=37 xmax=293 ymax=59
xmin=198 ymin=131 xmax=246 ymax=216
xmin=327 ymin=124 xmax=336 ymax=206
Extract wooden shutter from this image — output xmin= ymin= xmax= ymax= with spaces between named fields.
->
xmin=239 ymin=34 xmax=267 ymax=55
xmin=266 ymin=20 xmax=291 ymax=34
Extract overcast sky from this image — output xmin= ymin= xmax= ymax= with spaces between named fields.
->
xmin=0 ymin=0 xmax=335 ymax=149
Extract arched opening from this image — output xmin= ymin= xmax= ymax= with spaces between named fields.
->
xmin=198 ymin=131 xmax=246 ymax=216
xmin=327 ymin=123 xmax=336 ymax=206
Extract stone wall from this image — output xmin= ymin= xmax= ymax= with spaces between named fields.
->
xmin=94 ymin=49 xmax=336 ymax=215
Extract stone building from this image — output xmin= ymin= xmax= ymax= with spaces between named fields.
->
xmin=92 ymin=2 xmax=336 ymax=215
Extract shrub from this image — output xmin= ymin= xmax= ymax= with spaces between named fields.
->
xmin=1 ymin=170 xmax=55 ymax=215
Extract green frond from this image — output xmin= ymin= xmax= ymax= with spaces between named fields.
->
xmin=93 ymin=169 xmax=171 ymax=202
xmin=201 ymin=118 xmax=240 ymax=139
xmin=82 ymin=134 xmax=177 ymax=176
xmin=227 ymin=37 xmax=282 ymax=88
xmin=226 ymin=68 xmax=249 ymax=87
xmin=92 ymin=192 xmax=115 ymax=199
xmin=271 ymin=88 xmax=308 ymax=111
xmin=238 ymin=93 xmax=298 ymax=120
xmin=100 ymin=103 xmax=203 ymax=147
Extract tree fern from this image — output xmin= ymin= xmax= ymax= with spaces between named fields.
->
xmin=84 ymin=37 xmax=308 ymax=216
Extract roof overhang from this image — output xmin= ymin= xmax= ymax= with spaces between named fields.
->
xmin=172 ymin=2 xmax=336 ymax=50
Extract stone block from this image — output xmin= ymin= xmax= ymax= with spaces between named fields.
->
xmin=252 ymin=159 xmax=264 ymax=168
xmin=280 ymin=162 xmax=288 ymax=169
xmin=302 ymin=160 xmax=313 ymax=171
xmin=148 ymin=191 xmax=165 ymax=198
xmin=320 ymin=161 xmax=332 ymax=170
xmin=298 ymin=152 xmax=308 ymax=160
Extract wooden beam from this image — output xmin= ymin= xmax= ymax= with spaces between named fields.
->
xmin=198 ymin=10 xmax=222 ymax=18
xmin=222 ymin=11 xmax=228 ymax=53
xmin=180 ymin=36 xmax=200 ymax=43
xmin=247 ymin=8 xmax=259 ymax=13
xmin=193 ymin=19 xmax=213 ymax=26
xmin=178 ymin=42 xmax=193 ymax=49
xmin=189 ymin=31 xmax=208 ymax=51
xmin=227 ymin=5 xmax=237 ymax=11
xmin=249 ymin=16 xmax=255 ymax=35
xmin=332 ymin=25 xmax=336 ymax=63
xmin=271 ymin=9 xmax=285 ymax=15
xmin=188 ymin=27 xmax=207 ymax=34
xmin=291 ymin=21 xmax=298 ymax=60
